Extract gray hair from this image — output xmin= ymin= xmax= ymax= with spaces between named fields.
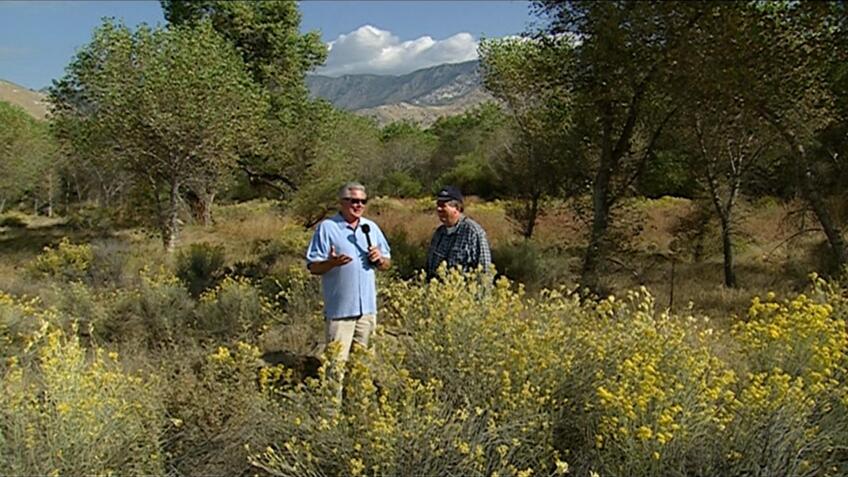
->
xmin=338 ymin=181 xmax=366 ymax=199
xmin=443 ymin=199 xmax=464 ymax=212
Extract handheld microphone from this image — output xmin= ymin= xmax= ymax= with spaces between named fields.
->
xmin=360 ymin=223 xmax=373 ymax=249
xmin=361 ymin=224 xmax=377 ymax=264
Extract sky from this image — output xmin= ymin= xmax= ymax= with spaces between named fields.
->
xmin=0 ymin=0 xmax=536 ymax=91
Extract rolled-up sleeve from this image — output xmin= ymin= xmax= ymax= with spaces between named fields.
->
xmin=374 ymin=224 xmax=391 ymax=259
xmin=305 ymin=222 xmax=330 ymax=265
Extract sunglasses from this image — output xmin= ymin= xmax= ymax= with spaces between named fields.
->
xmin=343 ymin=198 xmax=368 ymax=205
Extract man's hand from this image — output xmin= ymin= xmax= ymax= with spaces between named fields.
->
xmin=368 ymin=246 xmax=391 ymax=271
xmin=368 ymin=246 xmax=382 ymax=264
xmin=308 ymin=245 xmax=352 ymax=275
xmin=328 ymin=245 xmax=353 ymax=267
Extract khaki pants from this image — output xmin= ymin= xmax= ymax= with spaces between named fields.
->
xmin=324 ymin=314 xmax=376 ymax=362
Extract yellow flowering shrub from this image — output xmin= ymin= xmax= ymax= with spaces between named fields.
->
xmin=558 ymin=288 xmax=737 ymax=476
xmin=726 ymin=278 xmax=848 ymax=476
xmin=0 ymin=323 xmax=163 ymax=476
xmin=28 ymin=237 xmax=93 ymax=282
xmin=162 ymin=341 xmax=290 ymax=476
xmin=253 ymin=268 xmax=574 ymax=476
xmin=0 ymin=291 xmax=54 ymax=359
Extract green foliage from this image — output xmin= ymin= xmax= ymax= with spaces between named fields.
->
xmin=51 ymin=19 xmax=270 ymax=249
xmin=426 ymin=102 xmax=509 ymax=192
xmin=0 ymin=324 xmax=164 ymax=476
xmin=28 ymin=238 xmax=93 ymax=283
xmin=103 ymin=269 xmax=195 ymax=347
xmin=363 ymin=121 xmax=435 ymax=197
xmin=175 ymin=242 xmax=227 ymax=298
xmin=638 ymin=151 xmax=698 ymax=198
xmin=492 ymin=240 xmax=542 ymax=286
xmin=376 ymin=171 xmax=423 ymax=198
xmin=437 ymin=151 xmax=500 ymax=199
xmin=0 ymin=101 xmax=57 ymax=212
xmin=195 ymin=277 xmax=276 ymax=341
xmin=0 ymin=213 xmax=27 ymax=229
xmin=384 ymin=228 xmax=427 ymax=279
xmin=289 ymin=110 xmax=379 ymax=227
xmin=161 ymin=0 xmax=326 ymax=101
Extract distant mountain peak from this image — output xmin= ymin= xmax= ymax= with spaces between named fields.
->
xmin=307 ymin=60 xmax=492 ymax=125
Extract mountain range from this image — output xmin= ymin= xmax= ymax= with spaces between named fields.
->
xmin=306 ymin=60 xmax=491 ymax=125
xmin=1 ymin=60 xmax=489 ymax=125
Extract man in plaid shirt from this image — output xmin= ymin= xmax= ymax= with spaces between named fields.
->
xmin=426 ymin=186 xmax=492 ymax=278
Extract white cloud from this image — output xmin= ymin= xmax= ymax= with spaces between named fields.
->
xmin=316 ymin=25 xmax=479 ymax=77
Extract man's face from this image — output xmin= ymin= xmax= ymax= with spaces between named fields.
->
xmin=436 ymin=199 xmax=461 ymax=226
xmin=340 ymin=189 xmax=367 ymax=222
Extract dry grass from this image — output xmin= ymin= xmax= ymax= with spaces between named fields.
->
xmin=0 ymin=197 xmax=840 ymax=321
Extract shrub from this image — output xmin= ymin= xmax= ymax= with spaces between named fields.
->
xmin=87 ymin=239 xmax=132 ymax=288
xmin=162 ymin=341 xmax=288 ymax=476
xmin=492 ymin=240 xmax=542 ymax=286
xmin=175 ymin=242 xmax=227 ymax=298
xmin=252 ymin=269 xmax=575 ymax=476
xmin=558 ymin=289 xmax=738 ymax=476
xmin=377 ymin=171 xmax=424 ymax=198
xmin=0 ymin=292 xmax=54 ymax=360
xmin=384 ymin=228 xmax=427 ymax=279
xmin=65 ymin=203 xmax=115 ymax=232
xmin=195 ymin=277 xmax=277 ymax=341
xmin=0 ymin=213 xmax=27 ymax=228
xmin=28 ymin=237 xmax=93 ymax=282
xmin=0 ymin=324 xmax=164 ymax=476
xmin=103 ymin=268 xmax=195 ymax=347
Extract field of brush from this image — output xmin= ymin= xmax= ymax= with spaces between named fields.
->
xmin=0 ymin=197 xmax=846 ymax=476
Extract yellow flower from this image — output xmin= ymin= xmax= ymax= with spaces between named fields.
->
xmin=637 ymin=426 xmax=653 ymax=440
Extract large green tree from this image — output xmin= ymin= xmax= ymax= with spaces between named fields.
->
xmin=531 ymin=0 xmax=708 ymax=293
xmin=723 ymin=2 xmax=848 ymax=271
xmin=51 ymin=20 xmax=269 ymax=250
xmin=161 ymin=0 xmax=329 ymax=203
xmin=0 ymin=101 xmax=57 ymax=215
xmin=480 ymin=36 xmax=573 ymax=238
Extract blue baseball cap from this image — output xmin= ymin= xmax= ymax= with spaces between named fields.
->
xmin=437 ymin=186 xmax=464 ymax=203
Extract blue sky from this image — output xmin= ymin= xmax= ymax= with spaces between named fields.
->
xmin=0 ymin=0 xmax=534 ymax=91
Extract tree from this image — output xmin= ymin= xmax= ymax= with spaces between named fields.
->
xmin=531 ymin=1 xmax=707 ymax=293
xmin=366 ymin=122 xmax=436 ymax=197
xmin=429 ymin=102 xmax=509 ymax=197
xmin=50 ymin=20 xmax=269 ymax=250
xmin=669 ymin=4 xmax=782 ymax=288
xmin=289 ymin=109 xmax=381 ymax=228
xmin=479 ymin=36 xmax=573 ymax=238
xmin=0 ymin=101 xmax=57 ymax=214
xmin=726 ymin=2 xmax=848 ymax=271
xmin=162 ymin=0 xmax=329 ymax=204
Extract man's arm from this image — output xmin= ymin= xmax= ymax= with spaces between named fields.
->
xmin=477 ymin=228 xmax=492 ymax=273
xmin=308 ymin=245 xmax=352 ymax=275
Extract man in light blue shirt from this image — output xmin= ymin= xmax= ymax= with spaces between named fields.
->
xmin=306 ymin=182 xmax=391 ymax=362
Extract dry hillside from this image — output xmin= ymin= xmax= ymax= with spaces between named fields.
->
xmin=0 ymin=79 xmax=49 ymax=120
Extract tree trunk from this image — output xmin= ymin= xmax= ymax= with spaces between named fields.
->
xmin=720 ymin=216 xmax=737 ymax=288
xmin=196 ymin=189 xmax=215 ymax=227
xmin=581 ymin=161 xmax=613 ymax=294
xmin=47 ymin=175 xmax=53 ymax=218
xmin=523 ymin=192 xmax=541 ymax=239
xmin=162 ymin=179 xmax=180 ymax=252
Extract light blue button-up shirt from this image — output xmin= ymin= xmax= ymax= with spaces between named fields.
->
xmin=305 ymin=213 xmax=391 ymax=319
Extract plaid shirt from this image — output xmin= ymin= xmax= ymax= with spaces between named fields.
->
xmin=426 ymin=216 xmax=491 ymax=277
